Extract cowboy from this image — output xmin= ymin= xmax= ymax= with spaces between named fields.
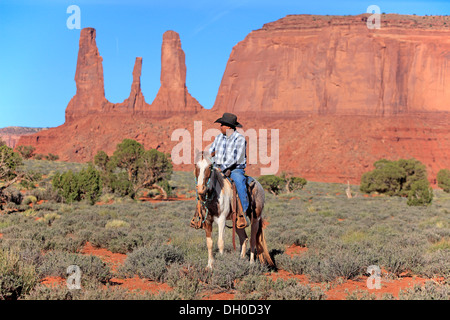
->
xmin=209 ymin=112 xmax=250 ymax=228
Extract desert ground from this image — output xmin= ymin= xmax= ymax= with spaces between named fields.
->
xmin=0 ymin=159 xmax=448 ymax=300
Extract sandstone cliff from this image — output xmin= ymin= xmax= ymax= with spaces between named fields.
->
xmin=0 ymin=127 xmax=46 ymax=149
xmin=65 ymin=28 xmax=202 ymax=122
xmin=18 ymin=14 xmax=450 ymax=186
xmin=213 ymin=14 xmax=450 ymax=117
xmin=150 ymin=31 xmax=203 ymax=117
xmin=65 ymin=28 xmax=113 ymax=122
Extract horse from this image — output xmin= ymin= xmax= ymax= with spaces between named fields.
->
xmin=191 ymin=150 xmax=274 ymax=269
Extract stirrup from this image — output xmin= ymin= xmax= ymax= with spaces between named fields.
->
xmin=237 ymin=214 xmax=250 ymax=229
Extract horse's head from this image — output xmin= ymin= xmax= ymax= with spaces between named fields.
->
xmin=194 ymin=150 xmax=214 ymax=201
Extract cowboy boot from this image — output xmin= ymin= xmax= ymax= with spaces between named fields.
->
xmin=236 ymin=197 xmax=249 ymax=229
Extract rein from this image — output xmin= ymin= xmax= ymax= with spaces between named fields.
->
xmin=195 ymin=165 xmax=214 ymax=224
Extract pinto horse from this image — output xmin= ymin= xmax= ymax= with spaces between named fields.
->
xmin=191 ymin=151 xmax=274 ymax=268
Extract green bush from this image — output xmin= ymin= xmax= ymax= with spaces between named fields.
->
xmin=0 ymin=248 xmax=38 ymax=300
xmin=360 ymin=158 xmax=432 ymax=203
xmin=407 ymin=179 xmax=434 ymax=206
xmin=286 ymin=176 xmax=307 ymax=192
xmin=257 ymin=175 xmax=286 ymax=195
xmin=0 ymin=145 xmax=22 ymax=182
xmin=16 ymin=145 xmax=35 ymax=159
xmin=78 ymin=163 xmax=103 ymax=204
xmin=94 ymin=139 xmax=173 ymax=199
xmin=360 ymin=161 xmax=406 ymax=195
xmin=23 ymin=195 xmax=37 ymax=206
xmin=437 ymin=169 xmax=450 ymax=193
xmin=52 ymin=163 xmax=102 ymax=205
xmin=46 ymin=153 xmax=59 ymax=161
xmin=258 ymin=174 xmax=307 ymax=195
xmin=106 ymin=171 xmax=135 ymax=198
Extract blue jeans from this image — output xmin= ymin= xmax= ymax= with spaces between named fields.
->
xmin=230 ymin=168 xmax=249 ymax=213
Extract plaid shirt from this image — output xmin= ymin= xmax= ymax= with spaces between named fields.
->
xmin=209 ymin=130 xmax=247 ymax=172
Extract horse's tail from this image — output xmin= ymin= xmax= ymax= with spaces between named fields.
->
xmin=256 ymin=218 xmax=274 ymax=267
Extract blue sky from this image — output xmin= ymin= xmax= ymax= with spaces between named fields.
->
xmin=0 ymin=0 xmax=449 ymax=128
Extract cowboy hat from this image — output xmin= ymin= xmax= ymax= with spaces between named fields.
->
xmin=214 ymin=112 xmax=242 ymax=128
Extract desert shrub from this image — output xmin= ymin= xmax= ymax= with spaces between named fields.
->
xmin=360 ymin=160 xmax=406 ymax=195
xmin=52 ymin=163 xmax=102 ymax=205
xmin=89 ymin=227 xmax=143 ymax=254
xmin=94 ymin=140 xmax=173 ymax=199
xmin=105 ymin=219 xmax=130 ymax=229
xmin=407 ymin=179 xmax=434 ymax=206
xmin=235 ymin=275 xmax=326 ymax=300
xmin=77 ymin=163 xmax=103 ymax=204
xmin=94 ymin=150 xmax=109 ymax=173
xmin=46 ymin=153 xmax=59 ymax=161
xmin=360 ymin=159 xmax=431 ymax=202
xmin=94 ymin=139 xmax=172 ymax=198
xmin=38 ymin=251 xmax=111 ymax=284
xmin=396 ymin=158 xmax=428 ymax=194
xmin=275 ymin=253 xmax=309 ymax=275
xmin=2 ymin=187 xmax=23 ymax=205
xmin=25 ymin=282 xmax=164 ymax=300
xmin=280 ymin=172 xmax=307 ymax=193
xmin=24 ymin=283 xmax=74 ymax=300
xmin=285 ymin=176 xmax=307 ymax=192
xmin=52 ymin=170 xmax=80 ymax=203
xmin=23 ymin=195 xmax=37 ymax=206
xmin=209 ymin=252 xmax=268 ymax=290
xmin=398 ymin=281 xmax=449 ymax=300
xmin=267 ymin=279 xmax=326 ymax=300
xmin=258 ymin=174 xmax=307 ymax=195
xmin=16 ymin=145 xmax=35 ymax=159
xmin=19 ymin=171 xmax=42 ymax=190
xmin=419 ymin=250 xmax=450 ymax=279
xmin=118 ymin=242 xmax=184 ymax=281
xmin=304 ymin=243 xmax=372 ymax=282
xmin=0 ymin=146 xmax=23 ymax=210
xmin=0 ymin=145 xmax=23 ymax=181
xmin=0 ymin=247 xmax=38 ymax=300
xmin=345 ymin=290 xmax=378 ymax=300
xmin=257 ymin=175 xmax=285 ymax=195
xmin=165 ymin=262 xmax=209 ymax=299
xmin=437 ymin=169 xmax=450 ymax=193
xmin=378 ymin=242 xmax=425 ymax=277
xmin=106 ymin=171 xmax=135 ymax=198
xmin=30 ymin=185 xmax=61 ymax=202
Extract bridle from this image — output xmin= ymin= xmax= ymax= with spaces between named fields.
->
xmin=195 ymin=163 xmax=214 ymax=224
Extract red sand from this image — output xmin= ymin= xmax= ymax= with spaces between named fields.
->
xmin=36 ymin=242 xmax=438 ymax=300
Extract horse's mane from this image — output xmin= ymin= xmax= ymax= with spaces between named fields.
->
xmin=210 ymin=167 xmax=230 ymax=193
xmin=196 ymin=150 xmax=232 ymax=195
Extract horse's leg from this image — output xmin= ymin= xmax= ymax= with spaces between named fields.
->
xmin=205 ymin=222 xmax=214 ymax=269
xmin=249 ymin=217 xmax=260 ymax=264
xmin=236 ymin=228 xmax=248 ymax=259
xmin=217 ymin=215 xmax=226 ymax=255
